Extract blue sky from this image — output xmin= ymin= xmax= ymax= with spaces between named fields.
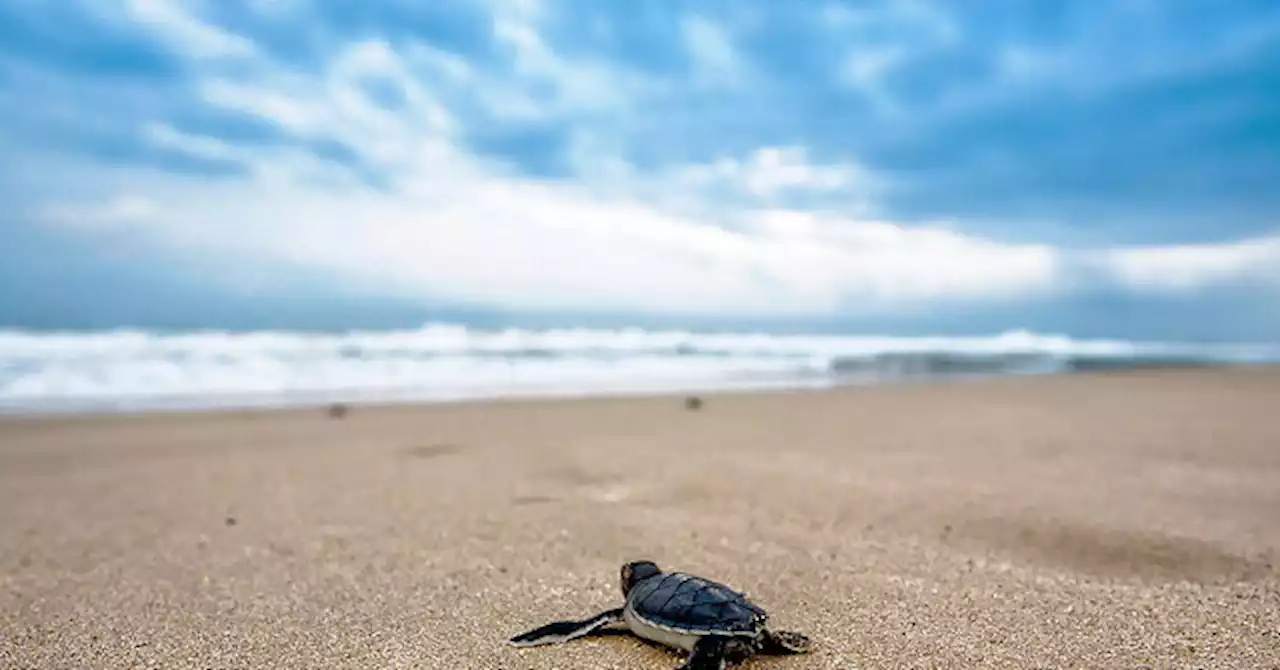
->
xmin=1 ymin=0 xmax=1278 ymax=339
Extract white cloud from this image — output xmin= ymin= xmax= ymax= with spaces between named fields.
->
xmin=125 ymin=0 xmax=255 ymax=59
xmin=671 ymin=146 xmax=868 ymax=199
xmin=825 ymin=2 xmax=958 ymax=114
xmin=682 ymin=16 xmax=744 ymax=87
xmin=144 ymin=122 xmax=241 ymax=162
xmin=487 ymin=1 xmax=651 ymax=118
xmin=741 ymin=211 xmax=1062 ymax=306
xmin=195 ymin=39 xmax=458 ymax=187
xmin=202 ymin=41 xmax=453 ymax=141
xmin=42 ymin=195 xmax=159 ymax=231
xmin=72 ymin=166 xmax=1063 ymax=314
xmin=200 ymin=80 xmax=318 ymax=134
xmin=1105 ymin=235 xmax=1280 ymax=292
xmin=947 ymin=7 xmax=1280 ymax=118
xmin=842 ymin=45 xmax=905 ymax=91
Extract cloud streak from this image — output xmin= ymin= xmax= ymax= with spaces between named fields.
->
xmin=1107 ymin=235 xmax=1280 ymax=294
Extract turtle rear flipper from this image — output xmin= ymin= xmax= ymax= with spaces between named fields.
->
xmin=679 ymin=636 xmax=729 ymax=670
xmin=759 ymin=629 xmax=811 ymax=654
xmin=508 ymin=608 xmax=624 ymax=647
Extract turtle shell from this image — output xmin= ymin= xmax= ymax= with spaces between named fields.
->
xmin=626 ymin=571 xmax=767 ymax=634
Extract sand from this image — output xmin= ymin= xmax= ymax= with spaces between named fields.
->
xmin=2 ymin=368 xmax=1279 ymax=669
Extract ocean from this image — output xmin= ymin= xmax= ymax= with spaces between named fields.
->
xmin=1 ymin=323 xmax=1276 ymax=415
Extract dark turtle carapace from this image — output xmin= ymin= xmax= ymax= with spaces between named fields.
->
xmin=509 ymin=561 xmax=812 ymax=669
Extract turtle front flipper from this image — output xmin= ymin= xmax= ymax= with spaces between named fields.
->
xmin=679 ymin=636 xmax=729 ymax=670
xmin=759 ymin=628 xmax=811 ymax=654
xmin=507 ymin=607 xmax=624 ymax=647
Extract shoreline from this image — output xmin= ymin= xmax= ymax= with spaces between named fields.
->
xmin=1 ymin=360 xmax=1272 ymax=422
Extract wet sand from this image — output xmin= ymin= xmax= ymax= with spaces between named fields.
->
xmin=2 ymin=368 xmax=1279 ymax=668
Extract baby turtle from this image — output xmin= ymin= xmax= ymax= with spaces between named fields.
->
xmin=509 ymin=560 xmax=811 ymax=669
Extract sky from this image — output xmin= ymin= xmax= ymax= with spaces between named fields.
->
xmin=1 ymin=0 xmax=1278 ymax=339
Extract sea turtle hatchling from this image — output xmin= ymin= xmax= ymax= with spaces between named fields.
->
xmin=508 ymin=560 xmax=812 ymax=669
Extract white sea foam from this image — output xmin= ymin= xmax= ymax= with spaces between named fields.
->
xmin=0 ymin=324 xmax=1275 ymax=414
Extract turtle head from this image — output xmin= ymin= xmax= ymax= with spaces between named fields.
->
xmin=620 ymin=560 xmax=661 ymax=595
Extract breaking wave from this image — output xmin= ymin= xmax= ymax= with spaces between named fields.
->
xmin=0 ymin=324 xmax=1275 ymax=414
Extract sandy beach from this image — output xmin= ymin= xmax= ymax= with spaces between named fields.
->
xmin=2 ymin=368 xmax=1279 ymax=668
